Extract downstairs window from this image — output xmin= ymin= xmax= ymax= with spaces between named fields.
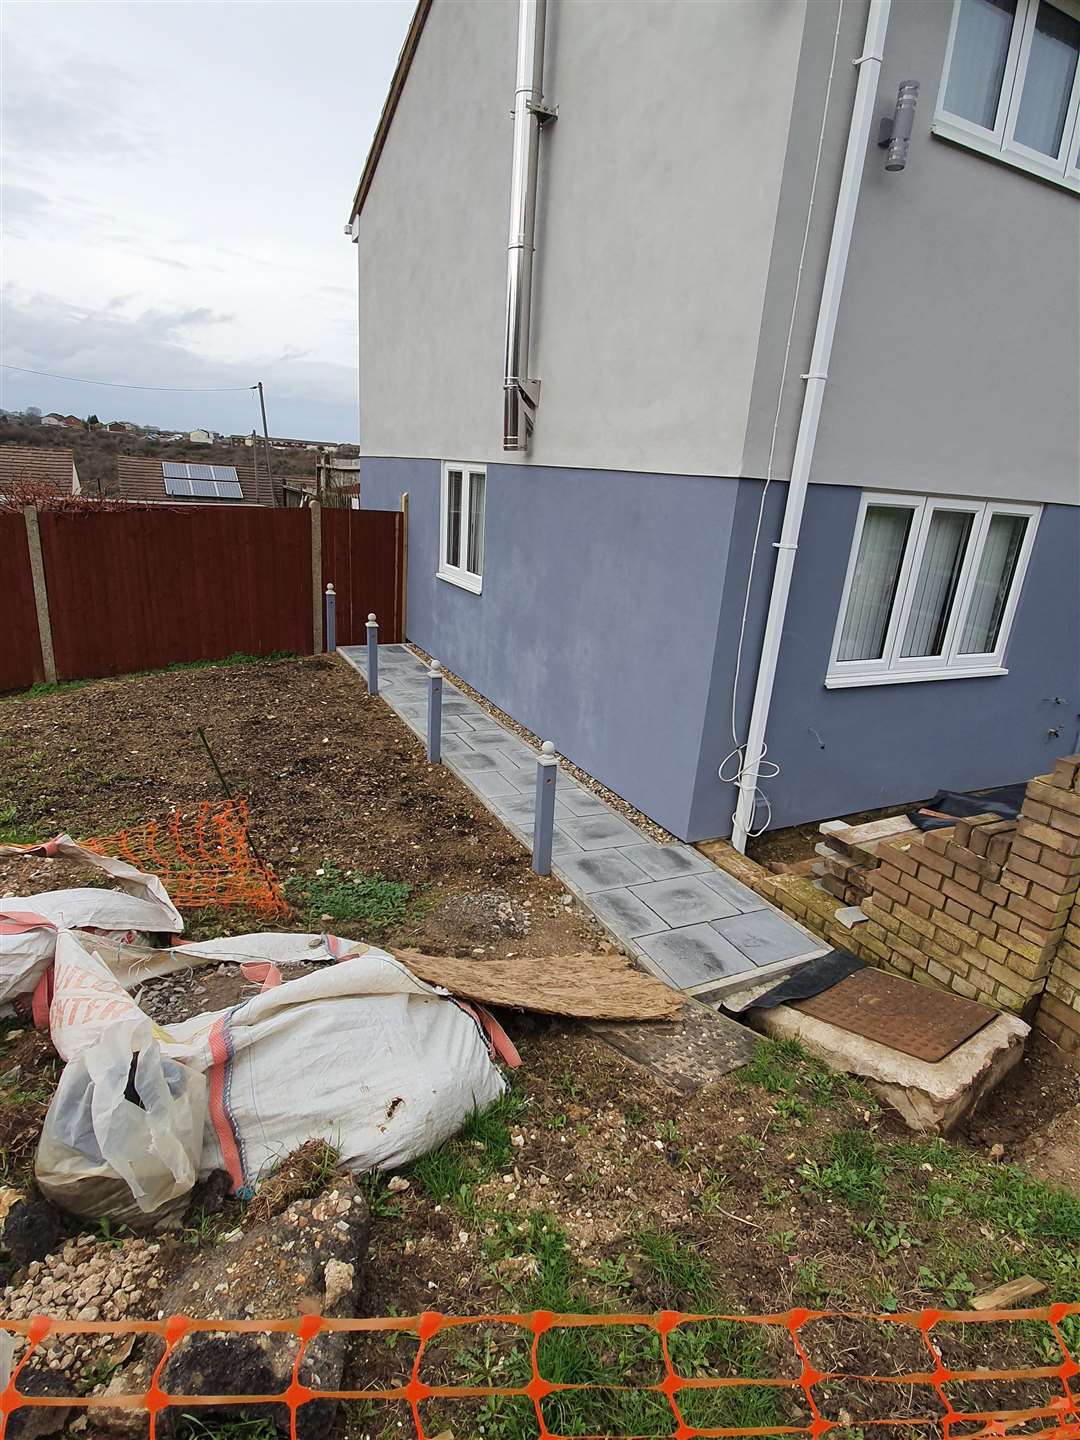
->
xmin=438 ymin=462 xmax=486 ymax=593
xmin=827 ymin=493 xmax=1040 ymax=687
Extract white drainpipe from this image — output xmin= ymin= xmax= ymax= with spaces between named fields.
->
xmin=732 ymin=0 xmax=891 ymax=852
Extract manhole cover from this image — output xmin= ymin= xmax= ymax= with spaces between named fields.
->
xmin=793 ymin=967 xmax=996 ymax=1062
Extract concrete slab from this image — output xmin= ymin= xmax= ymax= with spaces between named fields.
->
xmin=556 ymin=787 xmax=616 ymax=817
xmin=696 ymin=869 xmax=769 ymax=913
xmin=750 ymin=1005 xmax=1029 ymax=1134
xmin=466 ymin=769 xmax=523 ymax=797
xmin=556 ymin=849 xmax=653 ymax=894
xmin=454 ymin=750 xmax=499 ymax=771
xmin=618 ymin=844 xmax=711 ymax=880
xmin=712 ymin=909 xmax=824 ymax=965
xmin=635 ymin=924 xmax=755 ymax=990
xmin=629 ymin=876 xmax=740 ymax=926
xmin=586 ymin=887 xmax=669 ymax=939
xmin=591 ymin=1000 xmax=757 ymax=1093
xmin=559 ymin=814 xmax=644 ymax=851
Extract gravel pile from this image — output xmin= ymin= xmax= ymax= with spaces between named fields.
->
xmin=5 ymin=1234 xmax=169 ymax=1390
xmin=435 ymin=889 xmax=532 ymax=942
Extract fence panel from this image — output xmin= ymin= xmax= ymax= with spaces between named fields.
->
xmin=321 ymin=507 xmax=404 ymax=646
xmin=0 ymin=514 xmax=44 ymax=691
xmin=39 ymin=509 xmax=313 ymax=682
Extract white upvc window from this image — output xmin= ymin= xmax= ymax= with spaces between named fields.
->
xmin=826 ymin=492 xmax=1040 ymax=689
xmin=438 ymin=462 xmax=485 ymax=594
xmin=935 ymin=0 xmax=1080 ymax=191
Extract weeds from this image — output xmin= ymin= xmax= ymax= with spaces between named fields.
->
xmin=798 ymin=1128 xmax=887 ymax=1213
xmin=285 ymin=866 xmax=412 ymax=932
xmin=8 ymin=651 xmax=297 ymax=704
xmin=408 ymin=1087 xmax=526 ymax=1216
xmin=177 ymin=1417 xmax=278 ymax=1440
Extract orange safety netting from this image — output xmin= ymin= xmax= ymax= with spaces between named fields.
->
xmin=84 ymin=799 xmax=290 ymax=920
xmin=1 ymin=1304 xmax=1077 ymax=1440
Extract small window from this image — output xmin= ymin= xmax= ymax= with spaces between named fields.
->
xmin=438 ymin=462 xmax=485 ymax=593
xmin=935 ymin=0 xmax=1080 ymax=189
xmin=827 ymin=493 xmax=1039 ymax=688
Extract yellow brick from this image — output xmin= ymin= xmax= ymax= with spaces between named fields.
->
xmin=977 ymin=936 xmax=1010 ymax=965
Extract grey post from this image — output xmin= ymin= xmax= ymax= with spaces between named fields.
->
xmin=366 ymin=612 xmax=379 ymax=695
xmin=427 ymin=660 xmax=443 ymax=764
xmin=324 ymin=583 xmax=336 ymax=653
xmin=532 ymin=740 xmax=558 ymax=876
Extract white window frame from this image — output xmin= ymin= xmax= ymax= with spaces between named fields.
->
xmin=826 ymin=492 xmax=1040 ymax=689
xmin=437 ymin=461 xmax=485 ymax=594
xmin=934 ymin=0 xmax=1080 ymax=193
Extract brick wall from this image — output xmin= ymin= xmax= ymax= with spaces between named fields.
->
xmin=702 ymin=754 xmax=1080 ymax=1065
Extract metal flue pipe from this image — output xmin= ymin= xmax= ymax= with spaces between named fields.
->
xmin=503 ymin=0 xmax=554 ymax=451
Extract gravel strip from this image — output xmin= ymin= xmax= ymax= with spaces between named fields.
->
xmin=403 ymin=643 xmax=677 ymax=845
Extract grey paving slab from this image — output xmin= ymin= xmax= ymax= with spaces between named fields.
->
xmin=635 ymin=924 xmax=756 ymax=990
xmin=555 ymin=848 xmax=653 ymax=894
xmin=454 ymin=749 xmax=499 ymax=771
xmin=464 ymin=725 xmax=520 ymax=746
xmin=466 ymin=768 xmax=523 ymax=797
xmin=550 ymin=827 xmax=585 ymax=857
xmin=585 ymin=887 xmax=668 ymax=939
xmin=618 ymin=844 xmax=711 ymax=881
xmin=627 ymin=876 xmax=740 ymax=926
xmin=696 ymin=868 xmax=769 ymax=913
xmin=559 ymin=813 xmax=645 ymax=851
xmin=439 ymin=733 xmax=475 ymax=756
xmin=711 ymin=909 xmax=825 ymax=965
xmin=554 ymin=785 xmax=614 ymax=817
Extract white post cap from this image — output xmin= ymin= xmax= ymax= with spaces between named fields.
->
xmin=367 ymin=612 xmax=377 ymax=623
xmin=325 ymin=582 xmax=335 ymax=593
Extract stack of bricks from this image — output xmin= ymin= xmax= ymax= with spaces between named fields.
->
xmin=702 ymin=753 xmax=1080 ymax=1066
xmin=814 ymin=816 xmax=918 ymax=906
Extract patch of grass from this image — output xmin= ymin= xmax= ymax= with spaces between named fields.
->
xmin=798 ymin=1128 xmax=888 ymax=1214
xmin=0 ymin=803 xmax=38 ymax=845
xmin=285 ymin=865 xmax=412 ymax=932
xmin=177 ymin=1417 xmax=278 ymax=1440
xmin=6 ymin=651 xmax=298 ymax=703
xmin=742 ymin=1038 xmax=804 ymax=1095
xmin=407 ymin=1086 xmax=526 ymax=1215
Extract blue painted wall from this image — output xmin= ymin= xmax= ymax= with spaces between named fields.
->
xmin=360 ymin=458 xmax=741 ymax=837
xmin=691 ymin=486 xmax=1080 ymax=838
xmin=363 ymin=461 xmax=1079 ymax=841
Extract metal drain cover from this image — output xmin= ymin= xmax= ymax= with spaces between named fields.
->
xmin=792 ymin=967 xmax=996 ymax=1062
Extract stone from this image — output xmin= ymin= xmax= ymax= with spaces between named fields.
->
xmin=750 ymin=1006 xmax=1028 ymax=1134
xmin=3 ymin=1192 xmax=67 ymax=1269
xmin=5 ymin=1368 xmax=72 ymax=1439
xmin=94 ymin=1177 xmax=370 ymax=1439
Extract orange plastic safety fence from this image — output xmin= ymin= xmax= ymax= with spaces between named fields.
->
xmin=84 ymin=800 xmax=291 ymax=920
xmin=1 ymin=1305 xmax=1077 ymax=1440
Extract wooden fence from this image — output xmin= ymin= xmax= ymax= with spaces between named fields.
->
xmin=1 ymin=504 xmax=404 ymax=692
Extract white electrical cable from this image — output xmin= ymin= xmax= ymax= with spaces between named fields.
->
xmin=721 ymin=0 xmax=846 ymax=839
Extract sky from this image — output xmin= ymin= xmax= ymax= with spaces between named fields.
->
xmin=0 ymin=0 xmax=414 ymax=441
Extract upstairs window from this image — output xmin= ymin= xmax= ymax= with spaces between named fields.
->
xmin=936 ymin=0 xmax=1080 ymax=187
xmin=438 ymin=462 xmax=485 ymax=593
xmin=827 ymin=493 xmax=1039 ymax=687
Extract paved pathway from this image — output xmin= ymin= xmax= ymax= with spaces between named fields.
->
xmin=340 ymin=645 xmax=828 ymax=1002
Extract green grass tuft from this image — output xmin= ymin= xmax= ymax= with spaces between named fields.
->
xmin=285 ymin=865 xmax=412 ymax=931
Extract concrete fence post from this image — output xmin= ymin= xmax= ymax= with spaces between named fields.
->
xmin=22 ymin=506 xmax=57 ymax=685
xmin=324 ymin=583 xmax=336 ymax=654
xmin=366 ymin=612 xmax=379 ymax=695
xmin=427 ymin=660 xmax=443 ymax=764
xmin=533 ymin=741 xmax=558 ymax=876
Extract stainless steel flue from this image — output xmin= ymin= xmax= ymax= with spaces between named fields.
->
xmin=503 ymin=0 xmax=555 ymax=452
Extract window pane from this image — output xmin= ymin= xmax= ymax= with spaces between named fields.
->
xmin=901 ymin=509 xmax=975 ymax=657
xmin=1014 ymin=1 xmax=1080 ymax=155
xmin=466 ymin=471 xmax=485 ymax=576
xmin=837 ymin=506 xmax=914 ymax=662
xmin=945 ymin=0 xmax=1018 ymax=129
xmin=959 ymin=513 xmax=1028 ymax=653
xmin=446 ymin=469 xmax=463 ymax=568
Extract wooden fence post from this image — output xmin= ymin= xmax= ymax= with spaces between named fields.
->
xmin=310 ymin=500 xmax=322 ymax=655
xmin=23 ymin=507 xmax=57 ymax=685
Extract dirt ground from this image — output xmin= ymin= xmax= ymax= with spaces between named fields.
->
xmin=0 ymin=656 xmax=1077 ymax=1439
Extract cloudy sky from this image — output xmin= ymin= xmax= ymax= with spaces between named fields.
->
xmin=1 ymin=1 xmax=414 ymax=440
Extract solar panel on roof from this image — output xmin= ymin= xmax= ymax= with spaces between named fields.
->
xmin=159 ymin=460 xmax=243 ymax=500
xmin=162 ymin=462 xmax=188 ymax=480
xmin=164 ymin=475 xmax=194 ymax=496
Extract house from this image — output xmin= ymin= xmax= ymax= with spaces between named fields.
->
xmin=0 ymin=445 xmax=80 ymax=496
xmin=188 ymin=429 xmax=215 ymax=445
xmin=348 ymin=0 xmax=1080 ymax=846
xmin=105 ymin=420 xmax=138 ymax=434
xmin=114 ymin=457 xmax=272 ymax=506
xmin=40 ymin=414 xmax=66 ymax=428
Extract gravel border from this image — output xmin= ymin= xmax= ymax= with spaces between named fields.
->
xmin=403 ymin=642 xmax=677 ymax=846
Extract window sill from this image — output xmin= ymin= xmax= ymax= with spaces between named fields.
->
xmin=931 ymin=119 xmax=1080 ymax=194
xmin=825 ymin=664 xmax=1008 ymax=690
xmin=437 ymin=568 xmax=483 ymax=595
